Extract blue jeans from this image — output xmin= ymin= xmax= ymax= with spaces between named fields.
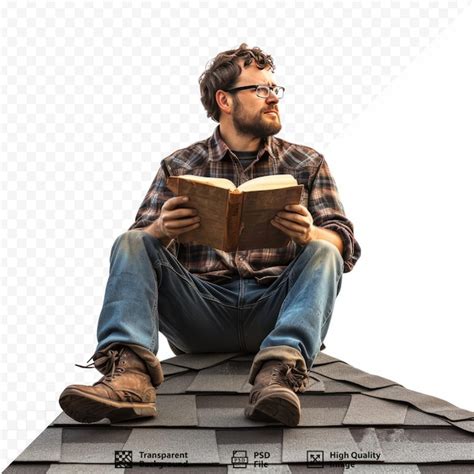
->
xmin=95 ymin=230 xmax=343 ymax=369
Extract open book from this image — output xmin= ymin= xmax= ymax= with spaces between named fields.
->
xmin=166 ymin=174 xmax=303 ymax=251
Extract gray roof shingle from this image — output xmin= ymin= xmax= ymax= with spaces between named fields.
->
xmin=6 ymin=351 xmax=474 ymax=471
xmin=342 ymin=394 xmax=408 ymax=425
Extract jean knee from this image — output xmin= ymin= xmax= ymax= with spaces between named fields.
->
xmin=305 ymin=239 xmax=343 ymax=271
xmin=116 ymin=229 xmax=160 ymax=245
xmin=111 ymin=229 xmax=162 ymax=257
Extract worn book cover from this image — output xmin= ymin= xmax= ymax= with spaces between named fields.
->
xmin=166 ymin=175 xmax=303 ymax=251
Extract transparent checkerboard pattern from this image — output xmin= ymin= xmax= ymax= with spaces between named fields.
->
xmin=0 ymin=0 xmax=468 ymax=468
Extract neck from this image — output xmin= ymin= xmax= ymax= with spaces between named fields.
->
xmin=218 ymin=123 xmax=262 ymax=152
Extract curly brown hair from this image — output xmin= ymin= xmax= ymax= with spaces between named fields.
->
xmin=199 ymin=43 xmax=276 ymax=123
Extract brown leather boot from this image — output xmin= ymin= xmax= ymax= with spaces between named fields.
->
xmin=59 ymin=345 xmax=160 ymax=423
xmin=245 ymin=359 xmax=309 ymax=427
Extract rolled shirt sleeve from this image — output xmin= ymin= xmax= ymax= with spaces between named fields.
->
xmin=308 ymin=156 xmax=361 ymax=272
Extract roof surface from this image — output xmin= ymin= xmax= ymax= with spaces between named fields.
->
xmin=5 ymin=351 xmax=474 ymax=472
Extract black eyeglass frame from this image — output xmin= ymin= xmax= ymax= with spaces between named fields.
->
xmin=223 ymin=84 xmax=285 ymax=98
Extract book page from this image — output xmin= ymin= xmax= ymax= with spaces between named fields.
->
xmin=237 ymin=174 xmax=297 ymax=192
xmin=179 ymin=175 xmax=236 ymax=190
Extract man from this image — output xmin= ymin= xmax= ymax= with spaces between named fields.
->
xmin=59 ymin=44 xmax=361 ymax=427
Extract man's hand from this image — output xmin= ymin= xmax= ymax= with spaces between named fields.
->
xmin=271 ymin=204 xmax=314 ymax=246
xmin=143 ymin=196 xmax=200 ymax=240
xmin=271 ymin=204 xmax=344 ymax=254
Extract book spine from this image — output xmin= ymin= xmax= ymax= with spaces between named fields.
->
xmin=224 ymin=191 xmax=243 ymax=251
xmin=165 ymin=176 xmax=179 ymax=195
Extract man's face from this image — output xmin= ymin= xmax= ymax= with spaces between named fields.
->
xmin=228 ymin=62 xmax=282 ymax=139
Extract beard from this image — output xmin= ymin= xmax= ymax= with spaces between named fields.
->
xmin=231 ymin=97 xmax=282 ymax=138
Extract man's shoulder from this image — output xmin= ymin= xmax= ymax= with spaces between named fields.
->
xmin=159 ymin=133 xmax=326 ymax=172
xmin=272 ymin=135 xmax=324 ymax=169
xmin=161 ymin=136 xmax=211 ymax=172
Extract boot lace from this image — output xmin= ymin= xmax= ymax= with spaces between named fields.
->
xmin=271 ymin=363 xmax=309 ymax=393
xmin=75 ymin=347 xmax=126 ymax=382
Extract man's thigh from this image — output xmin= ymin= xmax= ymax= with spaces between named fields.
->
xmin=240 ymin=241 xmax=341 ymax=353
xmin=157 ymin=267 xmax=243 ymax=353
xmin=239 ymin=276 xmax=290 ymax=353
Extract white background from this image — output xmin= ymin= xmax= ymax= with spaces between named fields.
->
xmin=1 ymin=1 xmax=473 ymax=470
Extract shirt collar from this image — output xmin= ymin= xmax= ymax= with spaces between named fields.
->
xmin=208 ymin=125 xmax=276 ymax=162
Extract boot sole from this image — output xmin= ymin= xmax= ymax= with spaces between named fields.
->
xmin=59 ymin=388 xmax=157 ymax=424
xmin=245 ymin=393 xmax=300 ymax=427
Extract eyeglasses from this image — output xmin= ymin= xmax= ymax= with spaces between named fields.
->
xmin=224 ymin=84 xmax=285 ymax=99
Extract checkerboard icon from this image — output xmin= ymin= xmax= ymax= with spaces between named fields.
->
xmin=115 ymin=450 xmax=133 ymax=468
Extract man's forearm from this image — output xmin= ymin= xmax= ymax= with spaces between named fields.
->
xmin=309 ymin=225 xmax=344 ymax=255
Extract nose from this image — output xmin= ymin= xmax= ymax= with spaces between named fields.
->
xmin=266 ymin=91 xmax=279 ymax=104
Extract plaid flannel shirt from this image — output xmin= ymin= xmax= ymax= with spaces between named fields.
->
xmin=129 ymin=126 xmax=361 ymax=284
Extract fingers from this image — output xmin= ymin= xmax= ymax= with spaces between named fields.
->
xmin=271 ymin=220 xmax=306 ymax=245
xmin=161 ymin=210 xmax=200 ymax=237
xmin=162 ymin=196 xmax=198 ymax=220
xmin=167 ymin=222 xmax=200 ymax=237
xmin=162 ymin=196 xmax=191 ymax=210
xmin=274 ymin=211 xmax=312 ymax=228
xmin=272 ymin=216 xmax=307 ymax=235
xmin=158 ymin=196 xmax=201 ymax=238
xmin=282 ymin=204 xmax=310 ymax=216
xmin=163 ymin=216 xmax=200 ymax=229
xmin=166 ymin=207 xmax=198 ymax=220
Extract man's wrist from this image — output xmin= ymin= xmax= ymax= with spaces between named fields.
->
xmin=143 ymin=224 xmax=158 ymax=238
xmin=309 ymin=225 xmax=319 ymax=242
xmin=307 ymin=225 xmax=344 ymax=255
xmin=296 ymin=225 xmax=318 ymax=246
xmin=143 ymin=223 xmax=167 ymax=242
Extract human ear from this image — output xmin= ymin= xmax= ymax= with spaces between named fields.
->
xmin=215 ymin=90 xmax=233 ymax=116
